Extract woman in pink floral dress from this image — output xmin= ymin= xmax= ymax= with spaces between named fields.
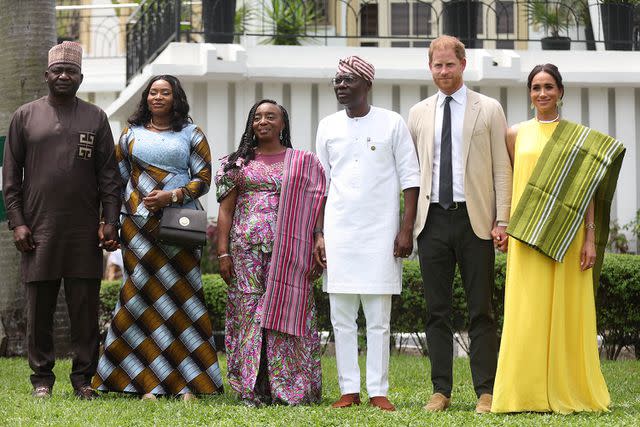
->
xmin=215 ymin=99 xmax=325 ymax=406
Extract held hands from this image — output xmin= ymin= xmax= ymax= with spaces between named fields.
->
xmin=13 ymin=225 xmax=35 ymax=252
xmin=143 ymin=189 xmax=173 ymax=213
xmin=491 ymin=225 xmax=509 ymax=253
xmin=580 ymin=238 xmax=597 ymax=272
xmin=393 ymin=228 xmax=413 ymax=258
xmin=99 ymin=223 xmax=120 ymax=252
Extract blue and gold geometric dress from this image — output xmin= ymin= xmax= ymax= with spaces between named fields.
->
xmin=93 ymin=124 xmax=223 ymax=395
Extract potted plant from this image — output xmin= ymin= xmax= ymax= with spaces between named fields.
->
xmin=599 ymin=0 xmax=639 ymax=51
xmin=262 ymin=0 xmax=318 ymax=45
xmin=525 ymin=0 xmax=576 ymax=50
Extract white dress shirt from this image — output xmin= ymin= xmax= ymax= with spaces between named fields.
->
xmin=316 ymin=106 xmax=420 ymax=294
xmin=431 ymin=85 xmax=467 ymax=203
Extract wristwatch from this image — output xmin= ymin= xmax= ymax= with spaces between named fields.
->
xmin=171 ymin=190 xmax=178 ymax=204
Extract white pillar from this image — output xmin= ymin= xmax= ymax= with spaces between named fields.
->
xmin=290 ymin=83 xmax=313 ymax=152
xmin=399 ymin=84 xmax=421 ymax=121
xmin=373 ymin=84 xmax=393 ymax=111
xmin=189 ymin=83 xmax=208 ymax=133
xmin=505 ymin=86 xmax=528 ymax=125
xmin=205 ymin=82 xmax=231 ymax=219
xmin=562 ymin=87 xmax=582 ymax=124
xmin=183 ymin=83 xmax=195 ymax=114
xmin=263 ymin=82 xmax=284 ymax=104
xmin=318 ymin=86 xmax=338 ymax=123
xmin=614 ymin=88 xmax=637 ymax=227
xmin=234 ymin=81 xmax=256 ymax=146
xmin=588 ymin=87 xmax=609 ymax=135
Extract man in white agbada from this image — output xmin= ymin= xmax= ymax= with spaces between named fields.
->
xmin=313 ymin=56 xmax=420 ymax=411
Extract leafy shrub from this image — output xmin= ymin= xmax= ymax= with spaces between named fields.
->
xmin=98 ymin=280 xmax=121 ymax=342
xmin=201 ymin=274 xmax=227 ymax=332
xmin=597 ymin=253 xmax=640 ymax=359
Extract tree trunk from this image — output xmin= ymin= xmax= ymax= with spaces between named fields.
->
xmin=0 ymin=0 xmax=56 ymax=356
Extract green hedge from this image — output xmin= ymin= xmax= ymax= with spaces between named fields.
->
xmin=100 ymin=253 xmax=639 ymax=360
xmin=597 ymin=254 xmax=640 ymax=360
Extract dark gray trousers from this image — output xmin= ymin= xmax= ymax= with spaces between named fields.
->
xmin=25 ymin=278 xmax=100 ymax=389
xmin=417 ymin=204 xmax=498 ymax=398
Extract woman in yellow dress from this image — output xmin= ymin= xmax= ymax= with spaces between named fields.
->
xmin=492 ymin=64 xmax=624 ymax=413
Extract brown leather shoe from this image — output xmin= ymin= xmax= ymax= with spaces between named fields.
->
xmin=475 ymin=393 xmax=492 ymax=414
xmin=423 ymin=392 xmax=451 ymax=411
xmin=331 ymin=393 xmax=361 ymax=408
xmin=73 ymin=384 xmax=99 ymax=400
xmin=181 ymin=392 xmax=198 ymax=402
xmin=32 ymin=385 xmax=52 ymax=398
xmin=369 ymin=396 xmax=396 ymax=411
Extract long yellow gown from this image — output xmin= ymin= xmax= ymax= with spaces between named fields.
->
xmin=491 ymin=119 xmax=610 ymax=413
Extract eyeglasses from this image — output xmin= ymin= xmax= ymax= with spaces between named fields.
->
xmin=331 ymin=75 xmax=360 ymax=86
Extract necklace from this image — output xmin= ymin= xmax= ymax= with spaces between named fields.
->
xmin=148 ymin=118 xmax=172 ymax=131
xmin=536 ymin=113 xmax=560 ymax=124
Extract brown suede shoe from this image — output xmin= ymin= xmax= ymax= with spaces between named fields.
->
xmin=74 ymin=384 xmax=99 ymax=400
xmin=475 ymin=393 xmax=492 ymax=414
xmin=369 ymin=396 xmax=396 ymax=411
xmin=32 ymin=385 xmax=52 ymax=399
xmin=331 ymin=393 xmax=361 ymax=408
xmin=181 ymin=392 xmax=198 ymax=402
xmin=423 ymin=392 xmax=451 ymax=412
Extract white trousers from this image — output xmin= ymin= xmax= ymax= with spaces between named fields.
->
xmin=329 ymin=293 xmax=392 ymax=397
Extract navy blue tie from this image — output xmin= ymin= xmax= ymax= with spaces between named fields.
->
xmin=439 ymin=96 xmax=454 ymax=209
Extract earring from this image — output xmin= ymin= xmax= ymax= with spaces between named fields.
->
xmin=530 ymin=102 xmax=535 ymax=111
xmin=557 ymin=99 xmax=564 ymax=108
xmin=279 ymin=130 xmax=283 ymax=141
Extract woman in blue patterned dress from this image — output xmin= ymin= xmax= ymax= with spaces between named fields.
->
xmin=216 ymin=99 xmax=325 ymax=406
xmin=93 ymin=75 xmax=223 ymax=400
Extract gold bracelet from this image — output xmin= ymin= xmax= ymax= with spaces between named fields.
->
xmin=585 ymin=223 xmax=596 ymax=230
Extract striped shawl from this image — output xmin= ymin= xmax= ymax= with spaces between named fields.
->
xmin=507 ymin=120 xmax=625 ymax=285
xmin=261 ymin=149 xmax=326 ymax=336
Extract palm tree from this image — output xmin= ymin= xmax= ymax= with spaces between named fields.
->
xmin=0 ymin=0 xmax=56 ymax=356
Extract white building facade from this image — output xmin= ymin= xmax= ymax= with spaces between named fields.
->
xmin=66 ymin=1 xmax=640 ymax=248
xmin=94 ymin=43 xmax=639 ymax=246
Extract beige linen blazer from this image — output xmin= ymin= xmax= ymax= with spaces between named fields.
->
xmin=407 ymin=89 xmax=512 ymax=240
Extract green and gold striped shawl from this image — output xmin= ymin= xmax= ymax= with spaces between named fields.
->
xmin=507 ymin=120 xmax=625 ymax=285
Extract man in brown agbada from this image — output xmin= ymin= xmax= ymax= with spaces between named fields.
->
xmin=2 ymin=41 xmax=121 ymax=399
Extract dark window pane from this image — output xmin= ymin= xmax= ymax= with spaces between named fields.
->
xmin=413 ymin=40 xmax=429 ymax=48
xmin=414 ymin=2 xmax=432 ymax=35
xmin=476 ymin=3 xmax=483 ymax=34
xmin=496 ymin=39 xmax=514 ymax=49
xmin=360 ymin=4 xmax=378 ymax=37
xmin=496 ymin=1 xmax=514 ymax=34
xmin=391 ymin=41 xmax=411 ymax=47
xmin=391 ymin=3 xmax=410 ymax=36
xmin=360 ymin=41 xmax=379 ymax=47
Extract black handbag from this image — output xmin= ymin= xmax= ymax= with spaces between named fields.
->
xmin=157 ymin=201 xmax=207 ymax=247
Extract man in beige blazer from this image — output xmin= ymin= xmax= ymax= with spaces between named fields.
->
xmin=407 ymin=36 xmax=512 ymax=414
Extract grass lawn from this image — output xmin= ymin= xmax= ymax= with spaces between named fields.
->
xmin=0 ymin=355 xmax=638 ymax=426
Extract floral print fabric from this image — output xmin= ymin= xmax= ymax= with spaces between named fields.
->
xmin=216 ymin=157 xmax=322 ymax=405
